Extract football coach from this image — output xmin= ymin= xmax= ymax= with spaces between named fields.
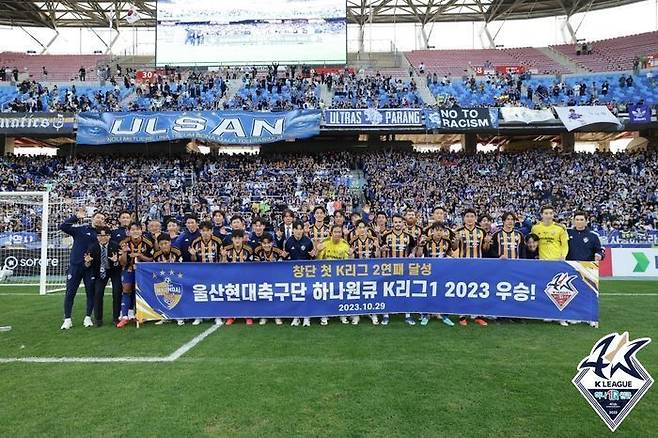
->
xmin=566 ymin=211 xmax=604 ymax=262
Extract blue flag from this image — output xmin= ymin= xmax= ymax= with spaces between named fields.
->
xmin=76 ymin=110 xmax=321 ymax=145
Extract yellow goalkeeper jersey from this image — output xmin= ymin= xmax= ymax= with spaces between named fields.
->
xmin=318 ymin=238 xmax=350 ymax=260
xmin=530 ymin=222 xmax=569 ymax=260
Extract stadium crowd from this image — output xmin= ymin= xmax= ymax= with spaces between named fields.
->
xmin=2 ymin=62 xmax=654 ymax=113
xmin=362 ymin=150 xmax=658 ymax=237
xmin=1 ymin=150 xmax=656 ymax=240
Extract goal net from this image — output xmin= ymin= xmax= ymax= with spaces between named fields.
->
xmin=0 ymin=191 xmax=85 ymax=294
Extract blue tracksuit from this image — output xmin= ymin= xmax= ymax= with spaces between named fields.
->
xmin=111 ymin=227 xmax=128 ymax=244
xmin=284 ymin=236 xmax=314 ymax=260
xmin=566 ymin=228 xmax=604 ymax=261
xmin=60 ymin=216 xmax=98 ymax=319
xmin=173 ymin=229 xmax=201 ymax=262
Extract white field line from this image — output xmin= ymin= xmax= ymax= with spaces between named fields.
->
xmin=0 ymin=324 xmax=220 ymax=364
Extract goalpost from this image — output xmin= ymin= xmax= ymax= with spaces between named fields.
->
xmin=0 ymin=191 xmax=85 ymax=294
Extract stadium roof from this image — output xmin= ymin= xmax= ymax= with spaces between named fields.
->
xmin=0 ymin=0 xmax=644 ymax=28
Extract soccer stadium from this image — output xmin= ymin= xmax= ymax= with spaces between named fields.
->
xmin=0 ymin=0 xmax=657 ymax=435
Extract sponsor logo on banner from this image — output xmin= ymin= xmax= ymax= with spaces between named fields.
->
xmin=0 ymin=112 xmax=74 ymax=135
xmin=424 ymin=108 xmax=499 ymax=130
xmin=610 ymin=248 xmax=658 ymax=277
xmin=500 ymin=107 xmax=555 ymax=124
xmin=628 ymin=103 xmax=651 ymax=123
xmin=76 ymin=110 xmax=322 ymax=145
xmin=544 ymin=272 xmax=579 ymax=310
xmin=573 ymin=332 xmax=653 ymax=431
xmin=554 ymin=106 xmax=622 ymax=132
xmin=322 ymin=108 xmax=423 ymax=127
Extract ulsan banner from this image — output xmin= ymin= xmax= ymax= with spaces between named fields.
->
xmin=322 ymin=108 xmax=423 ymax=127
xmin=554 ymin=106 xmax=622 ymax=132
xmin=76 ymin=110 xmax=322 ymax=145
xmin=424 ymin=107 xmax=499 ymax=130
xmin=136 ymin=259 xmax=599 ymax=322
xmin=500 ymin=107 xmax=555 ymax=124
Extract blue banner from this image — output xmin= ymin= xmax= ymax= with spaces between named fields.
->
xmin=76 ymin=110 xmax=321 ymax=145
xmin=424 ymin=107 xmax=499 ymax=130
xmin=0 ymin=232 xmax=39 ymax=248
xmin=628 ymin=103 xmax=651 ymax=123
xmin=136 ymin=259 xmax=599 ymax=322
xmin=322 ymin=109 xmax=423 ymax=127
xmin=0 ymin=112 xmax=75 ymax=135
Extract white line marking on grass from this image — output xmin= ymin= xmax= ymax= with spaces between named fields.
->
xmin=166 ymin=323 xmax=221 ymax=361
xmin=0 ymin=324 xmax=220 ymax=364
xmin=0 ymin=293 xmax=61 ymax=296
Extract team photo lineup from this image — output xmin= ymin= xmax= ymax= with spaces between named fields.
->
xmin=1 ymin=0 xmax=658 ymax=436
xmin=60 ymin=200 xmax=600 ymax=329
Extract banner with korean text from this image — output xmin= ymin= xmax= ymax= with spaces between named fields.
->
xmin=136 ymin=259 xmax=599 ymax=323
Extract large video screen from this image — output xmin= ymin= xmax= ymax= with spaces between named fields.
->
xmin=156 ymin=0 xmax=347 ymax=66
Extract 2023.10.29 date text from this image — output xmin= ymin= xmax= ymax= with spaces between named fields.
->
xmin=338 ymin=302 xmax=386 ymax=313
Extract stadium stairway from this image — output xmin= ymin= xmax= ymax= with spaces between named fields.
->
xmin=349 ymin=169 xmax=368 ymax=212
xmin=320 ymin=82 xmax=334 ymax=108
xmin=413 ymin=74 xmax=437 ymax=105
xmin=399 ymin=52 xmax=437 ymax=105
xmin=540 ymin=46 xmax=589 ymax=74
xmin=222 ymin=78 xmax=243 ymax=106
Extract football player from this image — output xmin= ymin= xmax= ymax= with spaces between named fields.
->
xmin=116 ymin=223 xmax=153 ymax=328
xmin=380 ymin=214 xmax=417 ymax=326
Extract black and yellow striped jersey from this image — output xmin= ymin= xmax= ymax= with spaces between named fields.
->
xmin=423 ymin=222 xmax=455 ymax=241
xmin=152 ymin=247 xmax=182 ymax=263
xmin=492 ymin=229 xmax=525 ymax=259
xmin=381 ymin=230 xmax=415 ymax=258
xmin=421 ymin=238 xmax=452 ymax=258
xmin=190 ymin=236 xmax=223 ymax=263
xmin=405 ymin=224 xmax=423 ymax=240
xmin=120 ymin=237 xmax=154 ymax=271
xmin=254 ymin=246 xmax=286 ymax=262
xmin=308 ymin=223 xmax=330 ymax=241
xmin=349 ymin=235 xmax=379 ymax=259
xmin=224 ymin=244 xmax=254 ymax=262
xmin=454 ymin=225 xmax=487 ymax=258
xmin=347 ymin=226 xmax=376 ymax=243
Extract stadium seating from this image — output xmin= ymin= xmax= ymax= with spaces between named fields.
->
xmin=550 ymin=31 xmax=658 ymax=72
xmin=0 ymin=52 xmax=109 ymax=81
xmin=502 ymin=47 xmax=569 ymax=75
xmin=406 ymin=49 xmax=516 ymax=77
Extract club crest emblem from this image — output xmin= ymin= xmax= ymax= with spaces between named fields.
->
xmin=573 ymin=332 xmax=653 ymax=431
xmin=544 ymin=272 xmax=579 ymax=310
xmin=153 ymin=276 xmax=183 ymax=310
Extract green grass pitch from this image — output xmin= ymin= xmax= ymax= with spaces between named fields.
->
xmin=1 ymin=280 xmax=657 ymax=437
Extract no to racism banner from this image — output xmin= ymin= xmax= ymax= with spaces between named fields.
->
xmin=500 ymin=107 xmax=555 ymax=124
xmin=322 ymin=108 xmax=423 ymax=127
xmin=0 ymin=112 xmax=75 ymax=135
xmin=136 ymin=258 xmax=599 ymax=322
xmin=554 ymin=106 xmax=622 ymax=132
xmin=76 ymin=110 xmax=322 ymax=145
xmin=424 ymin=107 xmax=499 ymax=130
